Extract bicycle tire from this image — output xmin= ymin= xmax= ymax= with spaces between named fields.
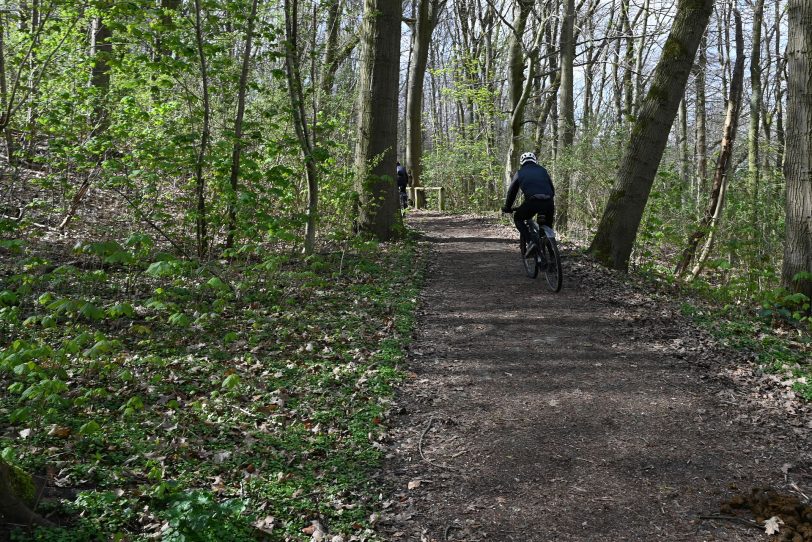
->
xmin=520 ymin=235 xmax=538 ymax=278
xmin=541 ymin=236 xmax=562 ymax=291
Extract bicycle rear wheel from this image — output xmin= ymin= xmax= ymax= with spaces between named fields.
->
xmin=520 ymin=235 xmax=538 ymax=278
xmin=541 ymin=236 xmax=562 ymax=291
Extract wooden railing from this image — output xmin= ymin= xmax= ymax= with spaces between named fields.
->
xmin=407 ymin=186 xmax=445 ymax=211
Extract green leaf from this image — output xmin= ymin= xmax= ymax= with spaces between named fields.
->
xmin=206 ymin=277 xmax=229 ymax=291
xmin=221 ymin=373 xmax=241 ymax=390
xmin=0 ymin=290 xmax=18 ymax=306
xmin=78 ymin=421 xmax=101 ymax=435
xmin=107 ymin=302 xmax=135 ymax=319
xmin=146 ymin=260 xmax=174 ymax=277
xmin=168 ymin=312 xmax=191 ymax=327
xmin=1 ymin=447 xmax=15 ymax=463
xmin=79 ymin=302 xmax=105 ymax=321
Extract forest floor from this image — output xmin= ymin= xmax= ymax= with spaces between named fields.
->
xmin=377 ymin=213 xmax=812 ymax=542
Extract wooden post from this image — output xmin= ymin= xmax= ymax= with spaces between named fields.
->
xmin=438 ymin=187 xmax=444 ymax=211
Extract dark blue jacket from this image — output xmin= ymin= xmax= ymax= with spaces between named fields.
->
xmin=396 ymin=165 xmax=408 ymax=189
xmin=504 ymin=162 xmax=555 ymax=209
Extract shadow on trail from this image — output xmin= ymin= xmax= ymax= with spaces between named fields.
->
xmin=423 ymin=236 xmax=515 ymax=245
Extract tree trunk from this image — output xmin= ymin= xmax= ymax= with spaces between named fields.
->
xmin=675 ymin=10 xmax=745 ymax=279
xmin=775 ymin=0 xmax=786 ymax=169
xmin=0 ymin=458 xmax=53 ymax=527
xmin=781 ymin=0 xmax=812 ymax=299
xmin=694 ymin=33 xmax=707 ymax=208
xmin=502 ymin=0 xmax=532 ymax=190
xmin=678 ymin=98 xmax=690 ymax=195
xmin=588 ymin=0 xmax=714 ymax=271
xmin=557 ymin=0 xmax=575 ymax=230
xmin=226 ymin=0 xmax=259 ymax=251
xmin=353 ymin=0 xmax=402 ymax=240
xmin=0 ymin=12 xmax=13 ymax=163
xmin=58 ymin=10 xmax=112 ymax=231
xmin=193 ymin=0 xmax=209 ymax=258
xmin=284 ymin=0 xmax=318 ymax=254
xmin=748 ymin=0 xmax=765 ymax=240
xmin=406 ymin=0 xmax=443 ymax=209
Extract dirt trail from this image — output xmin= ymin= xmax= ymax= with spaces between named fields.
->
xmin=377 ymin=213 xmax=811 ymax=542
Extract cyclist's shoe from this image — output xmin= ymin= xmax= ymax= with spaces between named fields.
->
xmin=525 ymin=241 xmax=537 ymax=256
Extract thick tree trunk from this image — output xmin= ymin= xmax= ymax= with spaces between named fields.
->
xmin=557 ymin=0 xmax=575 ymax=230
xmin=0 ymin=458 xmax=53 ymax=527
xmin=353 ymin=0 xmax=402 ymax=240
xmin=588 ymin=0 xmax=714 ymax=271
xmin=675 ymin=10 xmax=745 ymax=279
xmin=406 ymin=0 xmax=443 ymax=209
xmin=781 ymin=0 xmax=812 ymax=299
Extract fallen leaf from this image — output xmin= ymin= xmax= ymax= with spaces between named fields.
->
xmin=211 ymin=475 xmax=225 ymax=493
xmin=253 ymin=515 xmax=275 ymax=534
xmin=408 ymin=479 xmax=421 ymax=490
xmin=48 ymin=425 xmax=72 ymax=438
xmin=764 ymin=516 xmax=784 ymax=535
xmin=213 ymin=450 xmax=231 ymax=464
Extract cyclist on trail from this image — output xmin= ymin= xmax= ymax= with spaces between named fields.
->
xmin=397 ymin=162 xmax=409 ymax=208
xmin=501 ymin=152 xmax=555 ymax=254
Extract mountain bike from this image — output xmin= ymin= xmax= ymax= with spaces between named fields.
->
xmin=509 ymin=210 xmax=562 ymax=292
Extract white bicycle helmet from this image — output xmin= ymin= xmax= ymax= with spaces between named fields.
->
xmin=519 ymin=151 xmax=537 ymax=165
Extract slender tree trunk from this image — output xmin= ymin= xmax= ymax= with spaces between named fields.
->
xmin=621 ymin=0 xmax=634 ymax=122
xmin=406 ymin=0 xmax=443 ymax=209
xmin=225 ymin=0 xmax=259 ymax=250
xmin=694 ymin=33 xmax=707 ymax=208
xmin=676 ymin=10 xmax=744 ymax=279
xmin=284 ymin=0 xmax=318 ymax=254
xmin=588 ymin=0 xmax=714 ymax=271
xmin=22 ymin=0 xmax=39 ymax=159
xmin=58 ymin=9 xmax=112 ymax=231
xmin=775 ymin=0 xmax=785 ymax=169
xmin=633 ymin=0 xmax=650 ymax=114
xmin=781 ymin=0 xmax=812 ymax=299
xmin=678 ymin=98 xmax=690 ymax=193
xmin=557 ymin=0 xmax=575 ymax=230
xmin=502 ymin=0 xmax=533 ymax=190
xmin=193 ymin=0 xmax=209 ymax=258
xmin=353 ymin=0 xmax=402 ymax=240
xmin=748 ymin=0 xmax=765 ymax=244
xmin=0 ymin=12 xmax=13 ymax=163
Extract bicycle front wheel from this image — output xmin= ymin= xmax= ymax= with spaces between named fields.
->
xmin=541 ymin=236 xmax=562 ymax=291
xmin=520 ymin=236 xmax=538 ymax=278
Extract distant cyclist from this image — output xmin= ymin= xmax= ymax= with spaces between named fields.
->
xmin=501 ymin=152 xmax=555 ymax=254
xmin=396 ymin=161 xmax=409 ymax=209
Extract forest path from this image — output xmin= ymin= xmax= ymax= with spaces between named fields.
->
xmin=377 ymin=213 xmax=811 ymax=542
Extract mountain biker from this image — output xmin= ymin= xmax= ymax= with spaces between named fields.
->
xmin=501 ymin=152 xmax=555 ymax=255
xmin=396 ymin=161 xmax=409 ymax=208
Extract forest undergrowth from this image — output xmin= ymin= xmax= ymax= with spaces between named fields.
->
xmin=0 ymin=209 xmax=426 ymax=541
xmin=633 ymin=255 xmax=812 ymax=401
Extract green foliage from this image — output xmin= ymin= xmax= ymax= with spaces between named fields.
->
xmin=422 ymin=134 xmax=500 ymax=211
xmin=1 ymin=231 xmax=426 ymax=539
xmin=159 ymin=491 xmax=252 ymax=542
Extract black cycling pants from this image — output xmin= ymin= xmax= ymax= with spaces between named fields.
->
xmin=513 ymin=198 xmax=555 ymax=240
